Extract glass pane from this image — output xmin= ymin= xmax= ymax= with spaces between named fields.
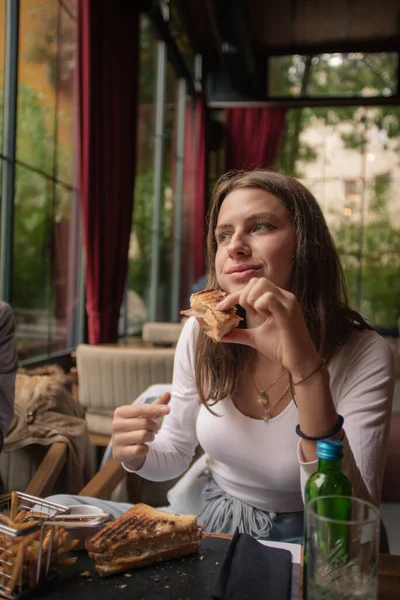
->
xmin=16 ymin=0 xmax=58 ymax=174
xmin=161 ymin=64 xmax=177 ymax=320
xmin=56 ymin=4 xmax=76 ymax=184
xmin=276 ymin=106 xmax=400 ymax=330
xmin=269 ymin=53 xmax=398 ymax=98
xmin=0 ymin=0 xmax=5 ymax=139
xmin=12 ymin=166 xmax=52 ymax=359
xmin=127 ymin=15 xmax=157 ymax=334
xmin=0 ymin=0 xmax=6 ymax=198
xmin=12 ymin=164 xmax=78 ymax=358
xmin=51 ymin=182 xmax=79 ymax=350
xmin=269 ymin=55 xmax=307 ymax=97
xmin=59 ymin=0 xmax=76 ymax=19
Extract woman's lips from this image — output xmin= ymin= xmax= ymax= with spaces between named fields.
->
xmin=228 ymin=267 xmax=262 ymax=282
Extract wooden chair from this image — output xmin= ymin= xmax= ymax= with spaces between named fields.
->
xmin=1 ymin=365 xmax=95 ymax=498
xmin=0 ymin=441 xmax=68 ymax=498
xmin=25 ymin=442 xmax=68 ymax=497
xmin=78 ymin=456 xmax=137 ymax=500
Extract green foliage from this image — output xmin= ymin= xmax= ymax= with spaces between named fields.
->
xmin=0 ymin=83 xmax=72 ymax=310
xmin=275 ymin=108 xmax=317 ymax=176
xmin=331 ymin=175 xmax=400 ymax=327
xmin=275 ymin=54 xmax=400 ymax=176
xmin=128 ymin=170 xmax=173 ymax=306
xmin=273 ymin=52 xmax=400 ymax=328
xmin=12 ymin=85 xmax=53 ymax=309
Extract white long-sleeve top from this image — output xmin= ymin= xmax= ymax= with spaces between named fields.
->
xmin=132 ymin=317 xmax=394 ymax=511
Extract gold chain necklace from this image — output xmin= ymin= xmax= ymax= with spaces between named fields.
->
xmin=256 ymin=382 xmax=291 ymax=423
xmin=251 ymin=368 xmax=290 ymax=423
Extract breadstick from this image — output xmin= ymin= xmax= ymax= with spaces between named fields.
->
xmin=9 ymin=491 xmax=18 ymax=522
xmin=14 ymin=509 xmax=27 ymax=524
xmin=9 ymin=541 xmax=24 ymax=592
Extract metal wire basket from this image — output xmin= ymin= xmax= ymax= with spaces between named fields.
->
xmin=0 ymin=491 xmax=70 ymax=599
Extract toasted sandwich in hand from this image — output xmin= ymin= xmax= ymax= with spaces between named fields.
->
xmin=181 ymin=289 xmax=242 ymax=342
xmin=85 ymin=504 xmax=203 ymax=577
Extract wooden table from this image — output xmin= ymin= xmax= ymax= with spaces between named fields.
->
xmin=377 ymin=554 xmax=400 ymax=600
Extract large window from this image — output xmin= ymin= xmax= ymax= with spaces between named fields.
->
xmin=269 ymin=53 xmax=398 ymax=98
xmin=0 ymin=0 xmax=5 ymax=191
xmin=276 ymin=104 xmax=400 ymax=330
xmin=127 ymin=14 xmax=180 ymax=330
xmin=7 ymin=0 xmax=79 ymax=360
xmin=126 ymin=15 xmax=158 ymax=335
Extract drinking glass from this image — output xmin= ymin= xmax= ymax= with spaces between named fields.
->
xmin=306 ymin=496 xmax=380 ymax=600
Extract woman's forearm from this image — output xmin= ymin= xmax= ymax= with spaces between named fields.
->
xmin=293 ymin=365 xmax=341 ymax=462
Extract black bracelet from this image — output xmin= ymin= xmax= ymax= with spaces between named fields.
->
xmin=295 ymin=414 xmax=344 ymax=441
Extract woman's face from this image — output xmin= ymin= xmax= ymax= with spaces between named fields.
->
xmin=214 ymin=187 xmax=296 ymax=294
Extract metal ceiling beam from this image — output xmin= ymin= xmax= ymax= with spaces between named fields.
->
xmin=262 ymin=36 xmax=400 ymax=57
xmin=211 ymin=0 xmax=265 ymax=98
xmin=174 ymin=0 xmax=222 ymax=58
xmin=208 ymin=95 xmax=400 ymax=109
xmin=146 ymin=3 xmax=197 ymax=99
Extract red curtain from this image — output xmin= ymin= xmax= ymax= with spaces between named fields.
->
xmin=192 ymin=95 xmax=207 ymax=282
xmin=77 ymin=0 xmax=140 ymax=344
xmin=181 ymin=95 xmax=207 ymax=303
xmin=226 ymin=107 xmax=287 ymax=171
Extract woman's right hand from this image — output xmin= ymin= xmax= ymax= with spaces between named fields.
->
xmin=111 ymin=392 xmax=171 ymax=471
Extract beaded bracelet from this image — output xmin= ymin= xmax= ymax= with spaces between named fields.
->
xmin=295 ymin=414 xmax=344 ymax=441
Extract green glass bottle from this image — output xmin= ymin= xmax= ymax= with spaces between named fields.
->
xmin=303 ymin=439 xmax=353 ymax=599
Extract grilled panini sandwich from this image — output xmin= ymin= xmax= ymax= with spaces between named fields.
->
xmin=85 ymin=504 xmax=203 ymax=577
xmin=180 ymin=289 xmax=242 ymax=342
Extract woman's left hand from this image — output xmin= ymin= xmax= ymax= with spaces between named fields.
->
xmin=216 ymin=277 xmax=321 ymax=379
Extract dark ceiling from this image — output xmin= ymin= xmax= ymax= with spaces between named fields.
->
xmin=175 ymin=0 xmax=400 ymax=102
xmin=177 ymin=0 xmax=400 ymax=55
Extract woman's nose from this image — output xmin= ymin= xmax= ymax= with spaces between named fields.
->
xmin=227 ymin=233 xmax=250 ymax=257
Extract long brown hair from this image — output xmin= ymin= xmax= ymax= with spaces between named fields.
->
xmin=194 ymin=169 xmax=372 ymax=407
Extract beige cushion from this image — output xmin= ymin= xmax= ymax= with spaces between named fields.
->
xmin=85 ymin=410 xmax=114 ymax=436
xmin=142 ymin=322 xmax=183 ymax=346
xmin=76 ymin=344 xmax=175 ymax=414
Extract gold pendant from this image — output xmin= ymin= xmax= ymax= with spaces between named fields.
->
xmin=257 ymin=391 xmax=269 ymax=405
xmin=262 ymin=411 xmax=271 ymax=423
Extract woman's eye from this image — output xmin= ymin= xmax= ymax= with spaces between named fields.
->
xmin=252 ymin=222 xmax=275 ymax=232
xmin=216 ymin=232 xmax=232 ymax=244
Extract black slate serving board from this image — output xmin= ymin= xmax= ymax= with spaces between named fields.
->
xmin=28 ymin=536 xmax=230 ymax=600
xmin=28 ymin=536 xmax=300 ymax=600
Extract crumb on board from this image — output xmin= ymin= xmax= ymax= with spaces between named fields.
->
xmin=80 ymin=571 xmax=91 ymax=578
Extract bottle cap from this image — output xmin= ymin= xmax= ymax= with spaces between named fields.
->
xmin=316 ymin=439 xmax=343 ymax=460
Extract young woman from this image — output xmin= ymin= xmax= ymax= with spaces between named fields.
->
xmin=49 ymin=170 xmax=394 ymax=544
